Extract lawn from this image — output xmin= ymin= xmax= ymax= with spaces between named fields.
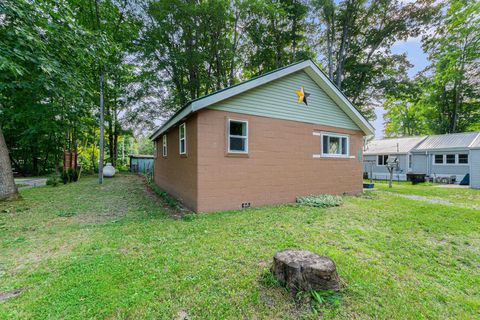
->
xmin=372 ymin=180 xmax=480 ymax=208
xmin=1 ymin=175 xmax=479 ymax=319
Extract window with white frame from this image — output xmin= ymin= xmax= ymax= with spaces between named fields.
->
xmin=162 ymin=134 xmax=167 ymax=157
xmin=179 ymin=123 xmax=186 ymax=154
xmin=377 ymin=155 xmax=389 ymax=166
xmin=434 ymin=154 xmax=444 ymax=164
xmin=434 ymin=153 xmax=469 ymax=165
xmin=408 ymin=154 xmax=412 ymax=169
xmin=321 ymin=133 xmax=349 ymax=157
xmin=228 ymin=119 xmax=248 ymax=153
xmin=446 ymin=154 xmax=455 ymax=164
xmin=458 ymin=154 xmax=468 ymax=164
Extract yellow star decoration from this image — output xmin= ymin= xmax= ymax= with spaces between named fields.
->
xmin=295 ymin=86 xmax=310 ymax=105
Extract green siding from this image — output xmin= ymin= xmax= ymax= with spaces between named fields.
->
xmin=208 ymin=70 xmax=360 ymax=130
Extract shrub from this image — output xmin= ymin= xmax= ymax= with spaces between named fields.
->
xmin=61 ymin=171 xmax=69 ymax=184
xmin=46 ymin=175 xmax=59 ymax=187
xmin=67 ymin=168 xmax=78 ymax=182
xmin=296 ymin=194 xmax=343 ymax=208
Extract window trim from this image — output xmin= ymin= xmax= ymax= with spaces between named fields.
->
xmin=458 ymin=153 xmax=469 ymax=165
xmin=377 ymin=154 xmax=389 ymax=166
xmin=162 ymin=134 xmax=167 ymax=157
xmin=432 ymin=153 xmax=469 ymax=166
xmin=320 ymin=132 xmax=349 ymax=158
xmin=179 ymin=123 xmax=186 ymax=155
xmin=227 ymin=119 xmax=249 ymax=154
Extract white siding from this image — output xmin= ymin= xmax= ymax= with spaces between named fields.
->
xmin=471 ymin=150 xmax=480 ymax=188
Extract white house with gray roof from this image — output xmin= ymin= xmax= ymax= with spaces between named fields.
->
xmin=364 ymin=132 xmax=480 ymax=187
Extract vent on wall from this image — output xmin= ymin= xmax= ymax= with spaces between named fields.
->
xmin=241 ymin=202 xmax=251 ymax=209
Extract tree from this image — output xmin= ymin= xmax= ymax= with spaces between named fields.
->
xmin=311 ymin=0 xmax=439 ymax=119
xmin=421 ymin=0 xmax=480 ymax=133
xmin=383 ymin=78 xmax=428 ymax=137
xmin=0 ymin=126 xmax=18 ymax=200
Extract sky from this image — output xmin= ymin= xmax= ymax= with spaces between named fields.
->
xmin=372 ymin=37 xmax=430 ymax=139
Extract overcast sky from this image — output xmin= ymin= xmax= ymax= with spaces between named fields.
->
xmin=372 ymin=36 xmax=429 ymax=139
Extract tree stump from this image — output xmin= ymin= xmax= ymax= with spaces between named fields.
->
xmin=271 ymin=249 xmax=340 ymax=294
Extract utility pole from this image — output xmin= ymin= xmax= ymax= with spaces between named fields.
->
xmin=95 ymin=0 xmax=104 ymax=184
xmin=98 ymin=72 xmax=105 ymax=184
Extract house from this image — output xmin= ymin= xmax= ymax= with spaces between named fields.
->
xmin=129 ymin=154 xmax=154 ymax=174
xmin=363 ymin=136 xmax=427 ymax=181
xmin=410 ymin=132 xmax=479 ymax=184
xmin=470 ymin=138 xmax=480 ymax=189
xmin=364 ymin=132 xmax=480 ymax=187
xmin=149 ymin=60 xmax=374 ymax=212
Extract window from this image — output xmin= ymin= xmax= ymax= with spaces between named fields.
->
xmin=408 ymin=154 xmax=412 ymax=169
xmin=321 ymin=133 xmax=349 ymax=157
xmin=162 ymin=134 xmax=167 ymax=157
xmin=434 ymin=154 xmax=444 ymax=164
xmin=458 ymin=154 xmax=468 ymax=164
xmin=446 ymin=154 xmax=455 ymax=164
xmin=377 ymin=155 xmax=389 ymax=166
xmin=179 ymin=123 xmax=186 ymax=154
xmin=228 ymin=119 xmax=248 ymax=153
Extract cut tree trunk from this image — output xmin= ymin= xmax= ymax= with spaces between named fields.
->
xmin=0 ymin=126 xmax=19 ymax=201
xmin=271 ymin=249 xmax=340 ymax=295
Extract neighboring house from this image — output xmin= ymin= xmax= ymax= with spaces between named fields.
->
xmin=363 ymin=136 xmax=427 ymax=181
xmin=129 ymin=154 xmax=154 ymax=174
xmin=470 ymin=138 xmax=480 ymax=189
xmin=364 ymin=132 xmax=480 ymax=186
xmin=410 ymin=132 xmax=480 ymax=184
xmin=149 ymin=59 xmax=374 ymax=212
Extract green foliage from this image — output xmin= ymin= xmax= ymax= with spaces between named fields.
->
xmin=46 ymin=176 xmax=59 ymax=187
xmin=296 ymin=194 xmax=343 ymax=208
xmin=60 ymin=171 xmax=69 ymax=185
xmin=146 ymin=174 xmax=180 ymax=210
xmin=260 ymin=268 xmax=280 ymax=288
xmin=384 ymin=0 xmax=480 ymax=135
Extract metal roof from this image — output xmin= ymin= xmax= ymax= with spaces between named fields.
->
xmin=364 ymin=136 xmax=427 ymax=155
xmin=414 ymin=132 xmax=480 ymax=151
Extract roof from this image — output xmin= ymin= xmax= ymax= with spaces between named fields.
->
xmin=413 ymin=132 xmax=480 ymax=151
xmin=364 ymin=136 xmax=427 ymax=155
xmin=471 ymin=135 xmax=480 ymax=149
xmin=149 ymin=59 xmax=374 ymax=140
xmin=129 ymin=154 xmax=155 ymax=159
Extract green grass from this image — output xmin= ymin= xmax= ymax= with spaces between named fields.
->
xmin=372 ymin=180 xmax=480 ymax=207
xmin=1 ymin=174 xmax=479 ymax=319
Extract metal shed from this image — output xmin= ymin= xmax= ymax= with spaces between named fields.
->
xmin=129 ymin=154 xmax=154 ymax=174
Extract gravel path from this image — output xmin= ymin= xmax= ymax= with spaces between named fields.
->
xmin=14 ymin=178 xmax=48 ymax=190
xmin=379 ymin=191 xmax=479 ymax=210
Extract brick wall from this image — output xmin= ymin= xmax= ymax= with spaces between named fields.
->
xmin=153 ymin=114 xmax=198 ymax=211
xmin=196 ymin=109 xmax=364 ymax=212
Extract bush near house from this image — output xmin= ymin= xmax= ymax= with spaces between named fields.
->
xmin=296 ymin=194 xmax=344 ymax=208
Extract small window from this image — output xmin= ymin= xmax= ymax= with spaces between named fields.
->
xmin=446 ymin=154 xmax=455 ymax=164
xmin=458 ymin=154 xmax=468 ymax=164
xmin=321 ymin=133 xmax=349 ymax=157
xmin=408 ymin=154 xmax=412 ymax=169
xmin=228 ymin=119 xmax=248 ymax=153
xmin=162 ymin=134 xmax=167 ymax=157
xmin=377 ymin=155 xmax=389 ymax=166
xmin=434 ymin=154 xmax=444 ymax=164
xmin=179 ymin=123 xmax=186 ymax=154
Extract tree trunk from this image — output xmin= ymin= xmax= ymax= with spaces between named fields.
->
xmin=0 ymin=126 xmax=19 ymax=201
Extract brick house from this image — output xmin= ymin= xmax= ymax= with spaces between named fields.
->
xmin=150 ymin=60 xmax=374 ymax=212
